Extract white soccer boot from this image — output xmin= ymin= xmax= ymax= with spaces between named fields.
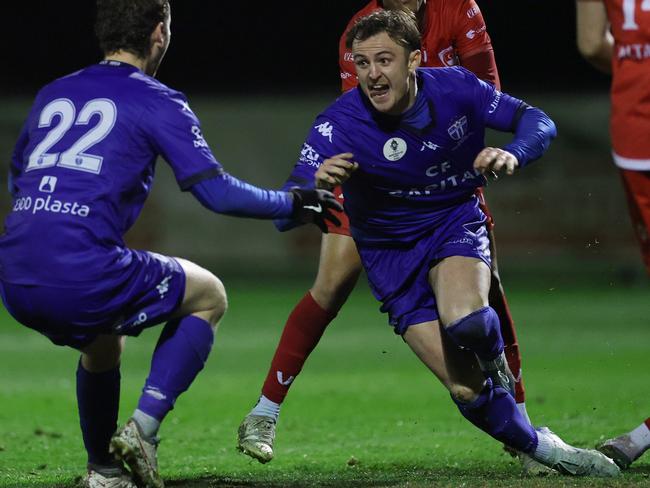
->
xmin=237 ymin=414 xmax=276 ymax=463
xmin=519 ymin=451 xmax=555 ymax=475
xmin=109 ymin=419 xmax=163 ymax=488
xmin=597 ymin=433 xmax=648 ymax=469
xmin=533 ymin=427 xmax=620 ymax=477
xmin=81 ymin=467 xmax=137 ymax=488
xmin=477 ymin=351 xmax=516 ymax=396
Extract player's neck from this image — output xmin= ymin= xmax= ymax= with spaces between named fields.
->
xmin=103 ymin=51 xmax=147 ymax=73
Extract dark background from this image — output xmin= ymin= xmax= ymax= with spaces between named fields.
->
xmin=3 ymin=1 xmax=610 ymax=96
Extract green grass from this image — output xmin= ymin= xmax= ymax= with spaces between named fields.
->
xmin=0 ymin=279 xmax=648 ymax=487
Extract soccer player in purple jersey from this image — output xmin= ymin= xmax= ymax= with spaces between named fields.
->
xmin=267 ymin=10 xmax=619 ymax=477
xmin=0 ymin=1 xmax=341 ymax=487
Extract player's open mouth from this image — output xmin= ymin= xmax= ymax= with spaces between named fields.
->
xmin=369 ymin=84 xmax=390 ymax=101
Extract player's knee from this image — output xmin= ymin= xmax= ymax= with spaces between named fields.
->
xmin=81 ymin=335 xmax=124 ymax=372
xmin=204 ymin=274 xmax=227 ymax=326
xmin=439 ymin=300 xmax=486 ymax=327
xmin=312 ymin=265 xmax=361 ymax=312
xmin=448 ymin=382 xmax=481 ymax=404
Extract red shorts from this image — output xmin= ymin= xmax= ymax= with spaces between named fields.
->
xmin=620 ymin=169 xmax=650 ymax=276
xmin=325 ymin=186 xmax=496 ymax=235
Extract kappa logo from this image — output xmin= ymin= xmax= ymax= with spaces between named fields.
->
xmin=383 ymin=137 xmax=407 ymax=161
xmin=276 ymin=371 xmax=295 ymax=386
xmin=315 ymin=122 xmax=334 ymax=143
xmin=447 ymin=116 xmax=468 ymax=141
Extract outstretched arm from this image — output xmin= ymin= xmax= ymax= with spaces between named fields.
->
xmin=576 ymin=0 xmax=613 ymax=74
xmin=190 ymin=173 xmax=341 ymax=232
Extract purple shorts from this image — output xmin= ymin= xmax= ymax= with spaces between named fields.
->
xmin=0 ymin=250 xmax=186 ymax=349
xmin=358 ymin=199 xmax=490 ymax=335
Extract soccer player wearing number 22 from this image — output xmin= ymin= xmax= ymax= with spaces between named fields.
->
xmin=267 ymin=10 xmax=619 ymax=477
xmin=576 ymin=0 xmax=650 ymax=470
xmin=0 ymin=1 xmax=340 ymax=487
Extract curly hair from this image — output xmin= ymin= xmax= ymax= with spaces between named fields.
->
xmin=95 ymin=0 xmax=170 ymax=58
xmin=345 ymin=9 xmax=421 ymax=52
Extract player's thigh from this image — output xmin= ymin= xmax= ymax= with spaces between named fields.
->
xmin=311 ymin=232 xmax=363 ymax=311
xmin=403 ymin=320 xmax=484 ymax=401
xmin=172 ymin=258 xmax=226 ymax=323
xmin=429 ymin=256 xmax=491 ymax=326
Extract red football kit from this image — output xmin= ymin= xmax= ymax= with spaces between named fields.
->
xmin=585 ymin=0 xmax=650 ymax=273
xmin=339 ymin=0 xmax=500 ymax=92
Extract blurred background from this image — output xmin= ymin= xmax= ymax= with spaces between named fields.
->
xmin=0 ymin=0 xmax=642 ymax=286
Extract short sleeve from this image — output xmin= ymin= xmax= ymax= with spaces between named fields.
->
xmin=146 ymin=91 xmax=224 ymax=190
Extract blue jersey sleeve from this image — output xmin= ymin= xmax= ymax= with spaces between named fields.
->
xmin=190 ymin=173 xmax=293 ymax=219
xmin=145 ymin=91 xmax=224 ymax=190
xmin=275 ymin=117 xmax=345 ymax=231
xmin=464 ymin=70 xmax=557 ymax=167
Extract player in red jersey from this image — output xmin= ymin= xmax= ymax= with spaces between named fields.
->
xmin=576 ymin=0 xmax=650 ymax=470
xmin=238 ymin=1 xmax=540 ymax=471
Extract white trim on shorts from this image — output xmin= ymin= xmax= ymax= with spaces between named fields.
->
xmin=613 ymin=151 xmax=650 ymax=171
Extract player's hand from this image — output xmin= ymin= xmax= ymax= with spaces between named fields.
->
xmin=315 ymin=153 xmax=359 ymax=190
xmin=290 ymin=188 xmax=343 ymax=233
xmin=473 ymin=147 xmax=519 ymax=177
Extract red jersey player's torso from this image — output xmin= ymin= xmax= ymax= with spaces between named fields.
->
xmin=339 ymin=0 xmax=495 ymax=92
xmin=604 ymin=0 xmax=650 ymax=163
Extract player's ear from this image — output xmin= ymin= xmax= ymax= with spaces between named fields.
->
xmin=408 ymin=49 xmax=422 ymax=74
xmin=151 ymin=22 xmax=166 ymax=49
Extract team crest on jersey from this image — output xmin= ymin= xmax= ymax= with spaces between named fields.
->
xmin=437 ymin=46 xmax=458 ymax=67
xmin=383 ymin=138 xmax=407 ymax=161
xmin=447 ymin=116 xmax=468 ymax=141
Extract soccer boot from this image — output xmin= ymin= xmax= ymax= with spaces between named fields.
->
xmin=477 ymin=351 xmax=516 ymax=396
xmin=81 ymin=467 xmax=137 ymax=488
xmin=519 ymin=451 xmax=555 ymax=476
xmin=533 ymin=427 xmax=620 ymax=477
xmin=109 ymin=419 xmax=163 ymax=488
xmin=237 ymin=414 xmax=276 ymax=463
xmin=597 ymin=433 xmax=648 ymax=469
xmin=503 ymin=444 xmax=555 ymax=476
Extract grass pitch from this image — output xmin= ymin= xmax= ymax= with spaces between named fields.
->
xmin=0 ymin=278 xmax=648 ymax=487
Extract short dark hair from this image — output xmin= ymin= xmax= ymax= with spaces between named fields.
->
xmin=95 ymin=0 xmax=170 ymax=58
xmin=345 ymin=10 xmax=421 ymax=52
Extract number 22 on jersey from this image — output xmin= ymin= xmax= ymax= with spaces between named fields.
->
xmin=26 ymin=98 xmax=117 ymax=175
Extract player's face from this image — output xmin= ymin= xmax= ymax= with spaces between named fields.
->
xmin=352 ymin=32 xmax=421 ymax=115
xmin=382 ymin=0 xmax=424 ymax=14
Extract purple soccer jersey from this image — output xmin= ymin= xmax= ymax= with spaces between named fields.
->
xmin=0 ymin=61 xmax=233 ymax=287
xmin=283 ymin=66 xmax=526 ymax=246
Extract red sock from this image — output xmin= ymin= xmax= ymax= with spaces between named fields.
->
xmin=489 ymin=279 xmax=526 ymax=404
xmin=644 ymin=418 xmax=650 ymax=430
xmin=261 ymin=292 xmax=337 ymax=404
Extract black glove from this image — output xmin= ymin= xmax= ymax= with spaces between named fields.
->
xmin=290 ymin=188 xmax=343 ymax=233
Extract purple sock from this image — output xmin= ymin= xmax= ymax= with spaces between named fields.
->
xmin=452 ymin=379 xmax=538 ymax=454
xmin=444 ymin=306 xmax=504 ymax=361
xmin=137 ymin=316 xmax=214 ymax=421
xmin=76 ymin=362 xmax=120 ymax=466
